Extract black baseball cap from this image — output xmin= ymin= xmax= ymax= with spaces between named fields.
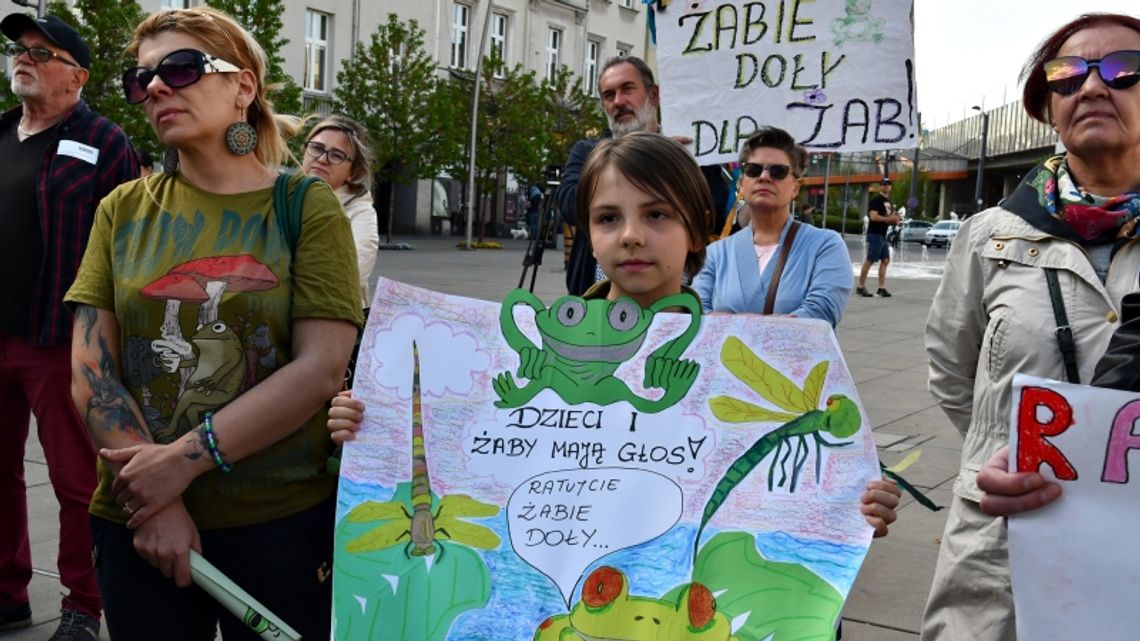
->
xmin=880 ymin=177 xmax=892 ymax=185
xmin=1 ymin=14 xmax=90 ymax=69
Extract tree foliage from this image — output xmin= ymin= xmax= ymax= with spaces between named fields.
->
xmin=541 ymin=65 xmax=604 ymax=173
xmin=45 ymin=0 xmax=154 ymax=153
xmin=206 ymin=0 xmax=302 ymax=116
xmin=335 ymin=13 xmax=463 ymax=241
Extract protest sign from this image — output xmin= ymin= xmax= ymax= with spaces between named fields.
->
xmin=333 ymin=278 xmax=881 ymax=641
xmin=1008 ymin=375 xmax=1140 ymax=641
xmin=656 ymin=0 xmax=917 ymax=163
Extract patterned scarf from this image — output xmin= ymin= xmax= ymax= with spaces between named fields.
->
xmin=1031 ymin=155 xmax=1140 ymax=243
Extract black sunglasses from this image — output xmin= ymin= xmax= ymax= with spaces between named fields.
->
xmin=741 ymin=162 xmax=794 ymax=181
xmin=5 ymin=43 xmax=78 ymax=67
xmin=121 ymin=48 xmax=241 ymax=104
xmin=1044 ymin=50 xmax=1140 ymax=96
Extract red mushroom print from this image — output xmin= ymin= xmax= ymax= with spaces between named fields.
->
xmin=140 ymin=273 xmax=210 ymax=387
xmin=169 ymin=255 xmax=279 ymax=327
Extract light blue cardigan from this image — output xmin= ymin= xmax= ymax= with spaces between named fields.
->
xmin=692 ymin=217 xmax=853 ymax=327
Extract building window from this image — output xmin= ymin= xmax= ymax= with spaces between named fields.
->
xmin=585 ymin=40 xmax=600 ymax=95
xmin=490 ymin=12 xmax=508 ymax=77
xmin=617 ymin=45 xmax=631 ymax=58
xmin=546 ymin=27 xmax=561 ymax=81
xmin=619 ymin=0 xmax=634 ymax=8
xmin=304 ymin=10 xmax=330 ymax=92
xmin=161 ymin=0 xmax=191 ymax=7
xmin=451 ymin=3 xmax=470 ymax=69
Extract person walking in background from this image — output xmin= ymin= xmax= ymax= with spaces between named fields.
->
xmin=923 ymin=13 xmax=1140 ymax=641
xmin=65 ymin=7 xmax=360 ymax=640
xmin=856 ymin=177 xmax=899 ymax=298
xmin=0 ymin=12 xmax=138 ymax=640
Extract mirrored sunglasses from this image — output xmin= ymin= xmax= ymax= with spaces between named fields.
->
xmin=121 ymin=48 xmax=241 ymax=105
xmin=741 ymin=162 xmax=793 ymax=181
xmin=1044 ymin=50 xmax=1140 ymax=96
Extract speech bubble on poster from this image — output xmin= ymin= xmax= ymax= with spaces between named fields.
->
xmin=506 ymin=467 xmax=683 ymax=607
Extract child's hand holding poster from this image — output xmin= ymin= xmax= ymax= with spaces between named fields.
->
xmin=333 ymin=278 xmax=882 ymax=641
xmin=1008 ymin=374 xmax=1140 ymax=641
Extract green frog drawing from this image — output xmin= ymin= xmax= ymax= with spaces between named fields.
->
xmin=534 ymin=566 xmax=739 ymax=641
xmin=493 ymin=290 xmax=701 ymax=412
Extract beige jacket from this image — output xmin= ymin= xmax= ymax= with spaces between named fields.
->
xmin=926 ymin=206 xmax=1140 ymax=501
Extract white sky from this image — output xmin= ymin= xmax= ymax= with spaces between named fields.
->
xmin=914 ymin=0 xmax=1139 ymax=129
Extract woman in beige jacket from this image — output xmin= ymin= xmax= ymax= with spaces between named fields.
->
xmin=922 ymin=13 xmax=1140 ymax=641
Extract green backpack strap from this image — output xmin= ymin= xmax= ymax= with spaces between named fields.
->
xmin=274 ymin=172 xmax=321 ymax=252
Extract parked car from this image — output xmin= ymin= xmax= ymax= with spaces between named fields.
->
xmin=924 ymin=220 xmax=961 ymax=247
xmin=898 ymin=220 xmax=933 ymax=244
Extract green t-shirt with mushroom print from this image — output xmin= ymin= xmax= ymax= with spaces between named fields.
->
xmin=66 ymin=172 xmax=363 ymax=530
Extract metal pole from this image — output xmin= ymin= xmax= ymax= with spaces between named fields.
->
xmin=464 ymin=1 xmax=493 ymax=249
xmin=841 ymin=170 xmax=851 ymax=238
xmin=972 ymin=109 xmax=989 ymax=213
xmin=821 ymin=153 xmax=831 ymax=229
xmin=909 ymin=112 xmax=921 ymax=215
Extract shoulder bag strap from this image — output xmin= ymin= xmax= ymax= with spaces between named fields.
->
xmin=763 ymin=221 xmax=801 ymax=315
xmin=1044 ymin=267 xmax=1080 ymax=384
xmin=273 ymin=173 xmax=320 ymax=253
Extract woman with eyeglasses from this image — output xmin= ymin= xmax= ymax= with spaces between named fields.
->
xmin=301 ymin=115 xmax=378 ymax=313
xmin=64 ymin=7 xmax=361 ymax=640
xmin=692 ymin=126 xmax=853 ymax=327
xmin=922 ymin=13 xmax=1140 ymax=641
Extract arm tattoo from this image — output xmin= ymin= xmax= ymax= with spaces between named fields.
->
xmin=185 ymin=425 xmax=209 ymax=461
xmin=75 ymin=304 xmax=97 ymax=346
xmin=80 ymin=333 xmax=150 ymax=441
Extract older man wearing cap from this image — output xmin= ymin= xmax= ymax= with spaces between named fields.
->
xmin=856 ymin=177 xmax=901 ymax=298
xmin=0 ymin=12 xmax=138 ymax=641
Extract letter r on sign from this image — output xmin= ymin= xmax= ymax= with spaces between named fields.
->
xmin=1016 ymin=386 xmax=1077 ymax=480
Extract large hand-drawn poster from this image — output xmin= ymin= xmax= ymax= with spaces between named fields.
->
xmin=334 ymin=278 xmax=881 ymax=641
xmin=1008 ymin=375 xmax=1140 ymax=641
xmin=656 ymin=0 xmax=917 ymax=163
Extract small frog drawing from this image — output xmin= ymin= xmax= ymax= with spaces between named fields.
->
xmin=493 ymin=290 xmax=701 ymax=412
xmin=831 ymin=0 xmax=885 ymax=47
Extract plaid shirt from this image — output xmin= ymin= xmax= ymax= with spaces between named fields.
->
xmin=0 ymin=101 xmax=139 ymax=347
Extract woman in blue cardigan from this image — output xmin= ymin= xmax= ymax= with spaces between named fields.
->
xmin=692 ymin=127 xmax=852 ymax=327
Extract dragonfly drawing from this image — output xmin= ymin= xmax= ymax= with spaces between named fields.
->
xmin=344 ymin=342 xmax=501 ymax=557
xmin=695 ymin=337 xmax=861 ymax=556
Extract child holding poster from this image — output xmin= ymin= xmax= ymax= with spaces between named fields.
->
xmin=329 ymin=132 xmax=900 ymax=537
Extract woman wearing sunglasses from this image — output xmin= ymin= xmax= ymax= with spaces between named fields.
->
xmin=923 ymin=13 xmax=1140 ymax=641
xmin=64 ymin=7 xmax=361 ymax=640
xmin=692 ymin=126 xmax=852 ymax=327
xmin=301 ymin=115 xmax=378 ymax=312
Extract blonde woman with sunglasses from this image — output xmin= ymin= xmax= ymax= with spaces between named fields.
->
xmin=923 ymin=13 xmax=1140 ymax=641
xmin=64 ymin=7 xmax=361 ymax=640
xmin=692 ymin=126 xmax=853 ymax=327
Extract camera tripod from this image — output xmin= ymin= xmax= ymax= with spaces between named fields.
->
xmin=518 ymin=181 xmax=562 ymax=292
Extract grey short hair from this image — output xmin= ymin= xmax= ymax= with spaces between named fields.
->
xmin=597 ymin=55 xmax=655 ymax=96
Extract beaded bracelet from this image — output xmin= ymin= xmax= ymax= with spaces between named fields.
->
xmin=202 ymin=411 xmax=233 ymax=473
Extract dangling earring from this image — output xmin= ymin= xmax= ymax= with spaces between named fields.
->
xmin=226 ymin=105 xmax=257 ymax=156
xmin=162 ymin=148 xmax=180 ymax=174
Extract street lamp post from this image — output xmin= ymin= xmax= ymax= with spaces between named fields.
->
xmin=971 ymin=105 xmax=990 ymax=213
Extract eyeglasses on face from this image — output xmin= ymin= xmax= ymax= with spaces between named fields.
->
xmin=5 ymin=43 xmax=78 ymax=67
xmin=121 ymin=48 xmax=241 ymax=105
xmin=1044 ymin=50 xmax=1140 ymax=96
xmin=741 ymin=162 xmax=794 ymax=181
xmin=303 ymin=141 xmax=351 ymax=165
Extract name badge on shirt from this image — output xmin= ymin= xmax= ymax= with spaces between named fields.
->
xmin=57 ymin=140 xmax=99 ymax=165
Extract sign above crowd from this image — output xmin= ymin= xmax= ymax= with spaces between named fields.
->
xmin=657 ymin=0 xmax=918 ymax=163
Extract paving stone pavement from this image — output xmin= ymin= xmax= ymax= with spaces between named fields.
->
xmin=10 ymin=233 xmax=959 ymax=640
